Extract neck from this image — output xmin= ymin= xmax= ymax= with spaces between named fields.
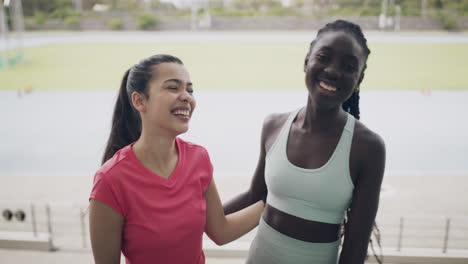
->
xmin=301 ymin=96 xmax=347 ymax=131
xmin=133 ymin=128 xmax=178 ymax=169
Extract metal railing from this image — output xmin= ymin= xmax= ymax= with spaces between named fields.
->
xmin=373 ymin=214 xmax=468 ymax=252
xmin=1 ymin=201 xmax=468 ymax=253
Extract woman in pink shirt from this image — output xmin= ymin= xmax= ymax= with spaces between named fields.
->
xmin=89 ymin=54 xmax=265 ymax=264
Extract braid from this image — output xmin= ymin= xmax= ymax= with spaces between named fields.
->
xmin=342 ymin=90 xmax=360 ymax=120
xmin=311 ymin=20 xmax=382 ymax=264
xmin=370 ymin=222 xmax=384 ymax=264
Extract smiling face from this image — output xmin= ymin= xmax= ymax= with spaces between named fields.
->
xmin=304 ymin=31 xmax=366 ymax=109
xmin=132 ymin=62 xmax=196 ymax=137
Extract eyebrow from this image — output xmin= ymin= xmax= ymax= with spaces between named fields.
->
xmin=317 ymin=47 xmax=333 ymax=52
xmin=317 ymin=47 xmax=359 ymax=62
xmin=163 ymin=79 xmax=192 ymax=86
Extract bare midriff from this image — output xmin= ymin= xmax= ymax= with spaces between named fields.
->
xmin=263 ymin=204 xmax=341 ymax=243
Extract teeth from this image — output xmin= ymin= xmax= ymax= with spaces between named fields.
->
xmin=319 ymin=81 xmax=337 ymax=92
xmin=174 ymin=110 xmax=190 ymax=116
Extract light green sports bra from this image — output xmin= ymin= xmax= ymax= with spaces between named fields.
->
xmin=265 ymin=108 xmax=355 ymax=224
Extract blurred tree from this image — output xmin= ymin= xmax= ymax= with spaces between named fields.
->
xmin=292 ymin=0 xmax=305 ymax=9
xmin=21 ymin=0 xmax=100 ymax=15
xmin=232 ymin=0 xmax=281 ymax=11
xmin=462 ymin=0 xmax=468 ymax=15
xmin=151 ymin=0 xmax=177 ymax=12
xmin=17 ymin=0 xmax=468 ymax=18
xmin=431 ymin=0 xmax=444 ymax=9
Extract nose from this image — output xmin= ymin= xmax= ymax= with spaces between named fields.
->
xmin=323 ymin=65 xmax=341 ymax=80
xmin=179 ymin=89 xmax=192 ymax=103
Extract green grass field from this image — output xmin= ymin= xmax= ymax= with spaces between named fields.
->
xmin=1 ymin=42 xmax=467 ymax=91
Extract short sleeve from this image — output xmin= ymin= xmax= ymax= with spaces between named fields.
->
xmin=90 ymin=172 xmax=125 ymax=216
xmin=200 ymin=148 xmax=213 ymax=192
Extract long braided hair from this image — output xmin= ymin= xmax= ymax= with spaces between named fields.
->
xmin=305 ymin=20 xmax=383 ymax=263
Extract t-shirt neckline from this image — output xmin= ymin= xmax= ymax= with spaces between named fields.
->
xmin=127 ymin=137 xmax=184 ymax=186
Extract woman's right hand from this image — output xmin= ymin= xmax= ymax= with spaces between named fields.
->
xmin=222 ymin=114 xmax=280 ymax=214
xmin=205 ymin=179 xmax=265 ymax=246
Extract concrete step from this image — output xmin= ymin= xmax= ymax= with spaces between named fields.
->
xmin=0 ymin=231 xmax=55 ymax=251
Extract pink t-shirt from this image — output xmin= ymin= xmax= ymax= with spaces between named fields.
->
xmin=90 ymin=137 xmax=213 ymax=264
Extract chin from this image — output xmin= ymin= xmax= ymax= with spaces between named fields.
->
xmin=173 ymin=125 xmax=189 ymax=136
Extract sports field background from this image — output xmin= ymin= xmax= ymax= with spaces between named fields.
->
xmin=1 ymin=42 xmax=467 ymax=91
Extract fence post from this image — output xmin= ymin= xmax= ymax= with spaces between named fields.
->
xmin=397 ymin=217 xmax=404 ymax=251
xmin=45 ymin=203 xmax=53 ymax=237
xmin=443 ymin=218 xmax=451 ymax=253
xmin=80 ymin=207 xmax=87 ymax=248
xmin=30 ymin=203 xmax=37 ymax=237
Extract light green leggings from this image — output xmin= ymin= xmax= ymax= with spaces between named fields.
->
xmin=246 ymin=218 xmax=340 ymax=264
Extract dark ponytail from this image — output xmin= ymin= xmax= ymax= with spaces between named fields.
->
xmin=101 ymin=54 xmax=184 ymax=164
xmin=102 ymin=69 xmax=141 ymax=164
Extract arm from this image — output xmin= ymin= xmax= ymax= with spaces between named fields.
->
xmin=223 ymin=150 xmax=266 ymax=214
xmin=223 ymin=115 xmax=273 ymax=214
xmin=205 ymin=179 xmax=264 ymax=245
xmin=89 ymin=199 xmax=124 ymax=264
xmin=339 ymin=133 xmax=386 ymax=264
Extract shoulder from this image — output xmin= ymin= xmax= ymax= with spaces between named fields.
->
xmin=262 ymin=110 xmax=296 ymax=138
xmin=177 ymin=138 xmax=213 ymax=188
xmin=353 ymin=120 xmax=386 ymax=157
xmin=97 ymin=145 xmax=133 ymax=180
xmin=352 ymin=120 xmax=386 ymax=183
xmin=177 ymin=137 xmax=209 ymax=156
xmin=263 ymin=112 xmax=289 ymax=130
xmin=91 ymin=147 xmax=133 ymax=207
xmin=261 ymin=109 xmax=298 ymax=152
xmin=177 ymin=137 xmax=212 ymax=169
